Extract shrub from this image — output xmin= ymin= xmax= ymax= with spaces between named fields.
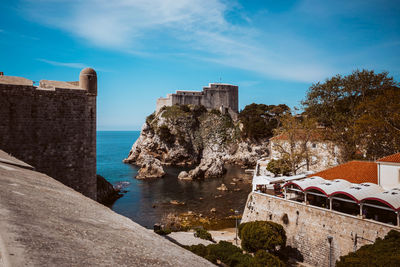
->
xmin=154 ymin=228 xmax=171 ymax=235
xmin=185 ymin=241 xmax=285 ymax=267
xmin=239 ymin=221 xmax=287 ymax=253
xmin=186 ymin=241 xmax=249 ymax=266
xmin=267 ymin=159 xmax=291 ymax=177
xmin=192 ymin=105 xmax=207 ymax=117
xmin=157 ymin=124 xmax=175 ymax=145
xmin=184 ymin=244 xmax=208 ymax=258
xmin=180 ymin=104 xmax=191 ymax=113
xmin=146 ymin=112 xmax=155 ymax=125
xmin=336 ymin=230 xmax=400 ymax=266
xmin=252 ymin=250 xmax=286 ymax=267
xmin=194 ymin=228 xmax=213 ymax=241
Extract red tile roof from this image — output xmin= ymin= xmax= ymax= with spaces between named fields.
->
xmin=309 ymin=161 xmax=378 ymax=184
xmin=377 ymin=153 xmax=400 ymax=163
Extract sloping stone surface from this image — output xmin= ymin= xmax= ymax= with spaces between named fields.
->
xmin=0 ymin=151 xmax=213 ymax=267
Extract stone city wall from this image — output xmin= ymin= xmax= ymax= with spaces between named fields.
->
xmin=242 ymin=192 xmax=398 ymax=266
xmin=0 ymin=71 xmax=97 ymax=199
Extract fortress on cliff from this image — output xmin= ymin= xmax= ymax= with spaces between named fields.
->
xmin=156 ymin=83 xmax=239 ymax=116
xmin=0 ymin=68 xmax=97 ymax=199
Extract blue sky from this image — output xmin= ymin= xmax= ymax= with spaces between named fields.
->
xmin=1 ymin=0 xmax=399 ymax=130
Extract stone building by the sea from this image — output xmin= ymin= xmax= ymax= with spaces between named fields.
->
xmin=156 ymin=83 xmax=239 ymax=118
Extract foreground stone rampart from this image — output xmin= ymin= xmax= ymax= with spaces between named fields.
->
xmin=0 ymin=150 xmax=213 ymax=266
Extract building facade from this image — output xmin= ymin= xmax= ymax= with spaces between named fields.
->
xmin=269 ymin=131 xmax=340 ymax=174
xmin=156 ymin=83 xmax=239 ymax=115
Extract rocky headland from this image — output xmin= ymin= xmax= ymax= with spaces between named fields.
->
xmin=123 ymin=105 xmax=269 ymax=179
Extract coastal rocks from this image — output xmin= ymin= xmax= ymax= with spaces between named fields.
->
xmin=136 ymin=155 xmax=165 ymax=179
xmin=178 ymin=171 xmax=191 ymax=180
xmin=124 ymin=105 xmax=270 ymax=179
xmin=217 ymin=184 xmax=228 ymax=191
xmin=170 ymin=200 xmax=186 ymax=205
xmin=96 ymin=174 xmax=123 ymax=205
xmin=224 ymin=141 xmax=269 ymax=168
xmin=181 ymin=157 xmax=226 ymax=180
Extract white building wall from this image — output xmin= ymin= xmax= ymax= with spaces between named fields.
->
xmin=270 ymin=139 xmax=340 ymax=174
xmin=379 ymin=163 xmax=400 ymax=190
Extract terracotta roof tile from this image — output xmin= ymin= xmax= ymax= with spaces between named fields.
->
xmin=377 ymin=153 xmax=400 ymax=163
xmin=309 ymin=161 xmax=377 ymax=184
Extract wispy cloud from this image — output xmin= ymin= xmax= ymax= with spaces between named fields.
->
xmin=37 ymin=58 xmax=87 ymax=69
xmin=22 ymin=0 xmax=390 ymax=83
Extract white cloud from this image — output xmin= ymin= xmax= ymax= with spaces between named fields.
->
xmin=37 ymin=58 xmax=87 ymax=69
xmin=23 ymin=0 xmax=334 ymax=82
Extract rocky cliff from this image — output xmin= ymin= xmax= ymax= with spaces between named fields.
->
xmin=124 ymin=105 xmax=269 ymax=179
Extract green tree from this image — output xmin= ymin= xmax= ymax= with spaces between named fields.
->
xmin=239 ymin=103 xmax=290 ymax=141
xmin=239 ymin=221 xmax=286 ymax=253
xmin=336 ymin=230 xmax=400 ymax=266
xmin=266 ymin=158 xmax=291 ymax=177
xmin=271 ymin=114 xmax=318 ymax=175
xmin=354 ymin=87 xmax=400 ymax=159
xmin=302 ymin=69 xmax=400 ymax=161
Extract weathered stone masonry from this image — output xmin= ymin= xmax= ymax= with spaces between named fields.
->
xmin=0 ymin=68 xmax=97 ymax=199
xmin=156 ymin=83 xmax=239 ymax=114
xmin=242 ymin=192 xmax=398 ymax=266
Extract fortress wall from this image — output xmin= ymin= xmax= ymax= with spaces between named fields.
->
xmin=0 ymin=83 xmax=97 ymax=199
xmin=242 ymin=192 xmax=398 ymax=266
xmin=156 ymin=96 xmax=172 ymax=113
xmin=155 ymin=83 xmax=239 ymax=114
xmin=171 ymin=94 xmax=203 ymax=106
xmin=202 ymin=84 xmax=238 ymax=112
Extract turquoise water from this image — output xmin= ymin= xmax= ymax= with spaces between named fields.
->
xmin=97 ymin=131 xmax=251 ymax=228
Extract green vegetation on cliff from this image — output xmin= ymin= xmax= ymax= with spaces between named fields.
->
xmin=148 ymin=104 xmax=241 ymax=153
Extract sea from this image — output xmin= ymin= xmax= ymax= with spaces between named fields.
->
xmin=97 ymin=131 xmax=251 ymax=229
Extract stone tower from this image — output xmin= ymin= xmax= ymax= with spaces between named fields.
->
xmin=79 ymin=67 xmax=97 ymax=95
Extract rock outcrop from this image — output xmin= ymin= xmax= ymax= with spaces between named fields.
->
xmin=124 ymin=105 xmax=269 ymax=179
xmin=96 ymin=174 xmax=123 ymax=205
xmin=136 ymin=155 xmax=166 ymax=179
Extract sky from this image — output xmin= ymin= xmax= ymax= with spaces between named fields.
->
xmin=1 ymin=0 xmax=399 ymax=130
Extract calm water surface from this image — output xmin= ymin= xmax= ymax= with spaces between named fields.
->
xmin=97 ymin=131 xmax=251 ymax=228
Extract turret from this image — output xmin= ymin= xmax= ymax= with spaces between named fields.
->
xmin=79 ymin=68 xmax=97 ymax=95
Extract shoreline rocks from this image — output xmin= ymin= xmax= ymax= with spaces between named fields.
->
xmin=96 ymin=174 xmax=123 ymax=205
xmin=136 ymin=155 xmax=165 ymax=179
xmin=217 ymin=184 xmax=228 ymax=191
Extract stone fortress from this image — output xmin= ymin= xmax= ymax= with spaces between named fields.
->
xmin=0 ymin=68 xmax=97 ymax=199
xmin=156 ymin=83 xmax=239 ymax=117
